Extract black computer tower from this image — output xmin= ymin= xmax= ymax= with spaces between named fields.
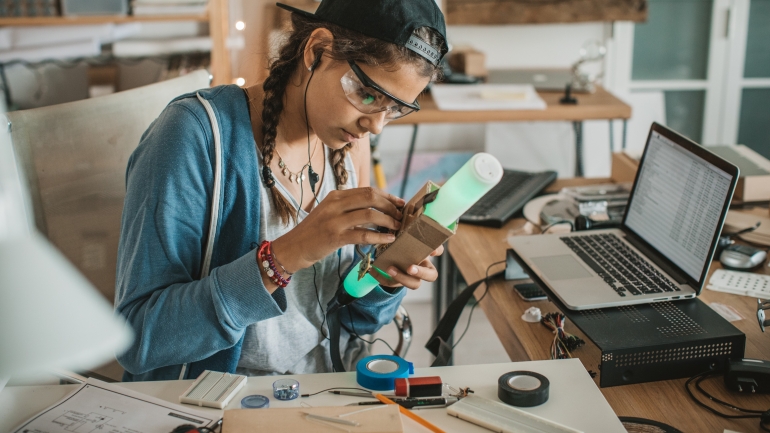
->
xmin=565 ymin=298 xmax=745 ymax=387
xmin=510 ymin=250 xmax=746 ymax=388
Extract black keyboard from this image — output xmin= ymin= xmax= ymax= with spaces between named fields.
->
xmin=560 ymin=234 xmax=680 ymax=297
xmin=460 ymin=169 xmax=557 ymax=228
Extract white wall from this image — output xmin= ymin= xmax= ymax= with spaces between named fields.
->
xmin=379 ymin=22 xmax=617 ymax=182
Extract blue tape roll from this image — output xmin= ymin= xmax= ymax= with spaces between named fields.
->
xmin=356 ymin=355 xmax=414 ymax=391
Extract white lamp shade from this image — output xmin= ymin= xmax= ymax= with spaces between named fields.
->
xmin=0 ymin=233 xmax=133 ymax=379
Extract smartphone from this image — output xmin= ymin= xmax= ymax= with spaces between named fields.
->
xmin=514 ymin=283 xmax=547 ymax=302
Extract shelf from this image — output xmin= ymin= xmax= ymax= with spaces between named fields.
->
xmin=0 ymin=14 xmax=209 ymax=26
xmin=0 ymin=0 xmax=230 ymax=85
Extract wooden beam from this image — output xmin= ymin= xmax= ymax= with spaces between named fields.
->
xmin=445 ymin=0 xmax=647 ymax=25
xmin=209 ymin=0 xmax=231 ymax=86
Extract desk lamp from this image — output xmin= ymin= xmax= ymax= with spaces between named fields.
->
xmin=0 ymin=133 xmax=133 ymax=392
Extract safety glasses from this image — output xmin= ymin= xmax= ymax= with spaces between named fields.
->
xmin=340 ymin=60 xmax=420 ymax=120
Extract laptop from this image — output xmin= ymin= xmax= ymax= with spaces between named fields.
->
xmin=510 ymin=123 xmax=740 ymax=310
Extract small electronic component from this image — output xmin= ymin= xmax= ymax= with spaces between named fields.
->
xmin=725 ymin=358 xmax=770 ymax=393
xmin=394 ymin=376 xmax=443 ymax=397
xmin=273 ymin=378 xmax=300 ymax=400
xmin=357 ymin=251 xmax=373 ymax=280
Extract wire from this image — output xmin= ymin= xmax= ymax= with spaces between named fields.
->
xmin=540 ymin=312 xmax=584 ymax=359
xmin=452 ymin=259 xmax=506 ymax=349
xmin=684 ymin=370 xmax=770 ymax=432
xmin=346 ymin=305 xmax=397 ymax=354
xmin=312 ymin=263 xmax=330 ymax=341
xmin=331 ymin=247 xmax=397 ymax=353
xmin=540 ymin=219 xmax=574 ymax=234
xmin=694 ymin=373 xmax=763 ymax=414
xmin=303 ymin=64 xmax=321 ymax=206
xmin=301 ymin=387 xmax=372 ymax=398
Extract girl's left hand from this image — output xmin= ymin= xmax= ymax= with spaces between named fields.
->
xmin=371 ymin=245 xmax=444 ymax=290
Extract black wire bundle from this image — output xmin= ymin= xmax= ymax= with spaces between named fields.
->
xmin=540 ymin=312 xmax=585 ymax=359
xmin=685 ymin=370 xmax=770 ymax=432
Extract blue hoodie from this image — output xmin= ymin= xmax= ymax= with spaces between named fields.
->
xmin=115 ymin=85 xmax=405 ymax=381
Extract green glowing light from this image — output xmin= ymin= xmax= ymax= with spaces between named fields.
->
xmin=423 ymin=153 xmax=503 ymax=227
xmin=343 ymin=267 xmax=382 ymax=298
xmin=342 ymin=153 xmax=502 ymax=299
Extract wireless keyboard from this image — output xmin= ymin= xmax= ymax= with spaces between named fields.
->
xmin=460 ymin=169 xmax=557 ymax=228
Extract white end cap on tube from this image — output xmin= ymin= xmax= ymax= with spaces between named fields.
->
xmin=423 ymin=153 xmax=504 ymax=228
xmin=473 ymin=153 xmax=504 ymax=184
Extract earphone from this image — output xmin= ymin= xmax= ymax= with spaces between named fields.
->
xmin=306 ymin=52 xmax=322 ymax=196
xmin=309 ymin=51 xmax=322 ymax=72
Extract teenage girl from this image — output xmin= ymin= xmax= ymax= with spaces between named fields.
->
xmin=115 ymin=0 xmax=448 ymax=381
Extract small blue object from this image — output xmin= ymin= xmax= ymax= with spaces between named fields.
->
xmin=241 ymin=394 xmax=269 ymax=409
xmin=272 ymin=378 xmax=300 ymax=400
xmin=356 ymin=355 xmax=414 ymax=391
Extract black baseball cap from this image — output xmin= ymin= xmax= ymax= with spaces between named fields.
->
xmin=276 ymin=0 xmax=447 ymax=66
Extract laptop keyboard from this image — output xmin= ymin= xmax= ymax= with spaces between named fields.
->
xmin=560 ymin=234 xmax=681 ymax=297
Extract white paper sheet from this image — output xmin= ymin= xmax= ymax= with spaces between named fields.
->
xmin=11 ymin=378 xmax=221 ymax=433
xmin=430 ymin=84 xmax=547 ymax=111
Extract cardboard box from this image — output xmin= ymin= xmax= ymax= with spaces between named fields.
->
xmin=447 ymin=47 xmax=487 ymax=78
xmin=610 ymin=151 xmax=640 ymax=183
xmin=373 ymin=181 xmax=455 ymax=275
xmin=611 ymin=146 xmax=770 ymax=203
xmin=709 ymin=145 xmax=770 ymax=202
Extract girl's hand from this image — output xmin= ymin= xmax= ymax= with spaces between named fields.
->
xmin=272 ymin=187 xmax=404 ymax=273
xmin=371 ymin=245 xmax=445 ymax=290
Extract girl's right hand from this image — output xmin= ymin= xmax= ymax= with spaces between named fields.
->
xmin=271 ymin=187 xmax=404 ymax=274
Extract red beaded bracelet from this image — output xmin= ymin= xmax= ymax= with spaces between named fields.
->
xmin=257 ymin=240 xmax=291 ymax=288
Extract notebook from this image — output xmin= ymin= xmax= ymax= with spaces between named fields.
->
xmin=510 ymin=122 xmax=739 ymax=310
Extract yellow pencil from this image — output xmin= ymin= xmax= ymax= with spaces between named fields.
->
xmin=374 ymin=393 xmax=446 ymax=433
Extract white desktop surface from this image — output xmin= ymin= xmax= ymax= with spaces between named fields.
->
xmin=0 ymin=359 xmax=625 ymax=433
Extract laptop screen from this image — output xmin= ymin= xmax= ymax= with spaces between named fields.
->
xmin=624 ymin=131 xmax=734 ymax=280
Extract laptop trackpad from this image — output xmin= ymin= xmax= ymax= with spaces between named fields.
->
xmin=531 ymin=255 xmax=593 ymax=281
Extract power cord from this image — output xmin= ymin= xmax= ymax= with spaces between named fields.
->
xmin=347 ymin=305 xmax=397 ymax=354
xmin=333 ymin=246 xmax=398 ymax=354
xmin=301 ymin=386 xmax=372 ymax=398
xmin=312 ymin=262 xmax=330 ymax=341
xmin=314 ymin=247 xmax=397 ymax=352
xmin=452 ymin=259 xmax=506 ymax=349
xmin=685 ymin=370 xmax=770 ymax=432
xmin=539 ymin=219 xmax=574 ymax=234
xmin=302 ymin=61 xmax=320 ymax=207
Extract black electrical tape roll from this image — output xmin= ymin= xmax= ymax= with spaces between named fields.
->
xmin=498 ymin=371 xmax=549 ymax=407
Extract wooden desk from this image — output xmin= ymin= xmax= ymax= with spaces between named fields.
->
xmin=387 ymin=87 xmax=631 ymax=187
xmin=446 ymin=177 xmax=770 ymax=432
xmin=395 ymin=86 xmax=632 ymax=124
xmin=0 ymin=361 xmax=625 ymax=433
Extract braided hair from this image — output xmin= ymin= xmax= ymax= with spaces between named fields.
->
xmin=261 ymin=13 xmax=445 ymax=225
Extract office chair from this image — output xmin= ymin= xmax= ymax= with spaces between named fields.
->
xmin=6 ymin=69 xmax=211 ymax=382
